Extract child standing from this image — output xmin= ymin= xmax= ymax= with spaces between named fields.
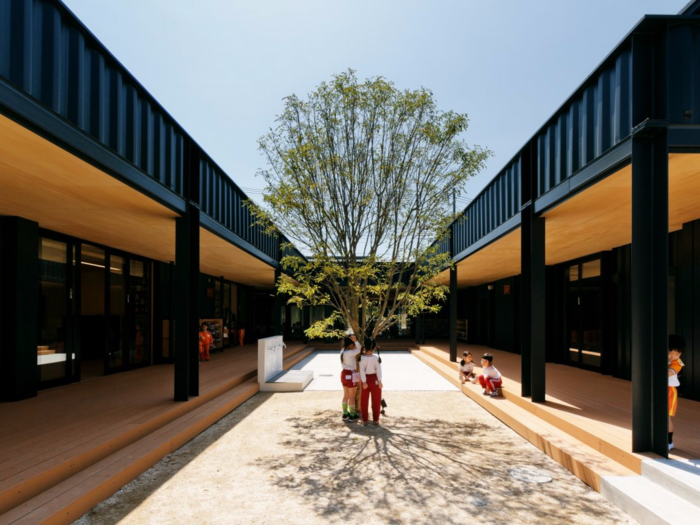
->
xmin=458 ymin=351 xmax=476 ymax=385
xmin=340 ymin=337 xmax=361 ymax=421
xmin=360 ymin=338 xmax=383 ymax=426
xmin=668 ymin=335 xmax=685 ymax=451
xmin=477 ymin=353 xmax=502 ymax=397
xmin=199 ymin=323 xmax=213 ymax=362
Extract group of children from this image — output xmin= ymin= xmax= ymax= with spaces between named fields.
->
xmin=338 ymin=335 xmax=686 ymax=450
xmin=198 ymin=322 xmax=247 ymax=362
xmin=457 ymin=336 xmax=686 ymax=451
xmin=340 ymin=334 xmax=384 ymax=426
xmin=458 ymin=351 xmax=502 ymax=397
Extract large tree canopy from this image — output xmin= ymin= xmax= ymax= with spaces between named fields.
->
xmin=255 ymin=70 xmax=490 ymax=340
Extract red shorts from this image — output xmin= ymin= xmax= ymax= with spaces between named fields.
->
xmin=340 ymin=369 xmax=358 ymax=388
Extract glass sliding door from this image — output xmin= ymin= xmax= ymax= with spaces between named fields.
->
xmin=566 ymin=258 xmax=603 ymax=370
xmin=567 ymin=264 xmax=580 ymax=366
xmin=129 ymin=259 xmax=151 ymax=366
xmin=107 ymin=254 xmax=125 ymax=370
xmin=38 ymin=238 xmax=75 ymax=385
xmin=80 ymin=244 xmax=106 ymax=378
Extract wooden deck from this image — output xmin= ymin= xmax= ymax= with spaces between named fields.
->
xmin=417 ymin=342 xmax=700 ymax=469
xmin=0 ymin=342 xmax=311 ymax=524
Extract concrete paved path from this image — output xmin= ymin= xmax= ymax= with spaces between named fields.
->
xmin=292 ymin=350 xmax=460 ymax=391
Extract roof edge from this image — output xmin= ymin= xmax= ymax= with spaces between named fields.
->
xmin=679 ymin=0 xmax=700 ymax=15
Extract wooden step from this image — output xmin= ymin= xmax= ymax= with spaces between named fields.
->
xmin=413 ymin=349 xmax=637 ymax=492
xmin=416 ymin=345 xmax=647 ymax=474
xmin=0 ymin=344 xmax=309 ymax=519
xmin=0 ymin=379 xmax=260 ymax=525
xmin=0 ymin=368 xmax=255 ymax=517
xmin=309 ymin=341 xmax=418 ymax=351
xmin=283 ymin=348 xmax=313 ymax=369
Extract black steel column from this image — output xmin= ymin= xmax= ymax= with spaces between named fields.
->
xmin=520 ymin=142 xmax=536 ymax=397
xmin=631 ymin=124 xmax=668 ymax=455
xmin=174 ymin=136 xmax=201 ymax=400
xmin=284 ymin=303 xmax=292 ymax=339
xmin=449 ymin=266 xmax=458 ymax=362
xmin=0 ymin=217 xmax=39 ymax=401
xmin=174 ymin=204 xmax=200 ymax=400
xmin=530 ymin=215 xmax=546 ymax=403
xmin=273 ymin=269 xmax=282 ymax=336
xmin=520 ymin=204 xmax=533 ymax=397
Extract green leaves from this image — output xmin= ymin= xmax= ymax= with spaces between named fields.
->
xmin=259 ymin=70 xmax=490 ymax=340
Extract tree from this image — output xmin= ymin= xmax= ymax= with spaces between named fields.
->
xmin=255 ymin=70 xmax=490 ymax=341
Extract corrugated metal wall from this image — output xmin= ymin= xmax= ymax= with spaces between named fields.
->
xmin=0 ymin=0 xmax=283 ymax=262
xmin=536 ymin=49 xmax=632 ymax=196
xmin=199 ymin=156 xmax=279 ymax=259
xmin=453 ymin=156 xmax=521 ymax=256
xmin=668 ymin=22 xmax=700 ymax=125
xmin=0 ymin=0 xmax=185 ymax=194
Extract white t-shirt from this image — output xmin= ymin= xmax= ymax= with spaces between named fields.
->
xmin=340 ymin=348 xmax=361 ymax=370
xmin=360 ymin=354 xmax=382 ymax=382
xmin=482 ymin=364 xmax=501 ymax=379
xmin=459 ymin=361 xmax=474 ymax=374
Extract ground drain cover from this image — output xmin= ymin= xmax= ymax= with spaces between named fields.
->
xmin=509 ymin=466 xmax=552 ymax=484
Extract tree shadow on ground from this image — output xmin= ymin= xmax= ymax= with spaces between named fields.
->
xmin=260 ymin=411 xmax=632 ymax=525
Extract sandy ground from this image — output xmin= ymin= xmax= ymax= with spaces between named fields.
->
xmin=76 ymin=390 xmax=636 ymax=525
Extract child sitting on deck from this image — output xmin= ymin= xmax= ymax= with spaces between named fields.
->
xmin=477 ymin=353 xmax=502 ymax=397
xmin=458 ymin=351 xmax=477 ymax=385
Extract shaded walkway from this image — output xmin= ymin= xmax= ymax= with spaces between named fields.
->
xmin=418 ymin=341 xmax=700 ymax=465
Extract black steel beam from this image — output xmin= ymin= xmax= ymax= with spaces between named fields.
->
xmin=453 ymin=213 xmax=521 ymax=265
xmin=450 ymin=266 xmax=458 ymax=362
xmin=631 ymin=128 xmax=669 ymax=455
xmin=0 ymin=217 xmax=39 ymax=401
xmin=534 ymin=138 xmax=632 ymax=215
xmin=668 ymin=125 xmax=700 ymax=149
xmin=200 ymin=214 xmax=279 ymax=270
xmin=174 ymin=204 xmax=201 ymax=401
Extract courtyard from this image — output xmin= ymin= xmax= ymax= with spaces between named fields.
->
xmin=76 ymin=352 xmax=635 ymax=524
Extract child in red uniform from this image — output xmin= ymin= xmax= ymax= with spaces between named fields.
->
xmin=477 ymin=353 xmax=502 ymax=397
xmin=199 ymin=323 xmax=213 ymax=362
xmin=668 ymin=334 xmax=685 ymax=451
xmin=360 ymin=339 xmax=383 ymax=426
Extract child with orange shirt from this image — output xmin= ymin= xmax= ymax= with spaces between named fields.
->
xmin=668 ymin=334 xmax=685 ymax=451
xmin=199 ymin=323 xmax=213 ymax=362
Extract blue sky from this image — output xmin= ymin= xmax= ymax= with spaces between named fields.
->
xmin=62 ymin=0 xmax=688 ymax=208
